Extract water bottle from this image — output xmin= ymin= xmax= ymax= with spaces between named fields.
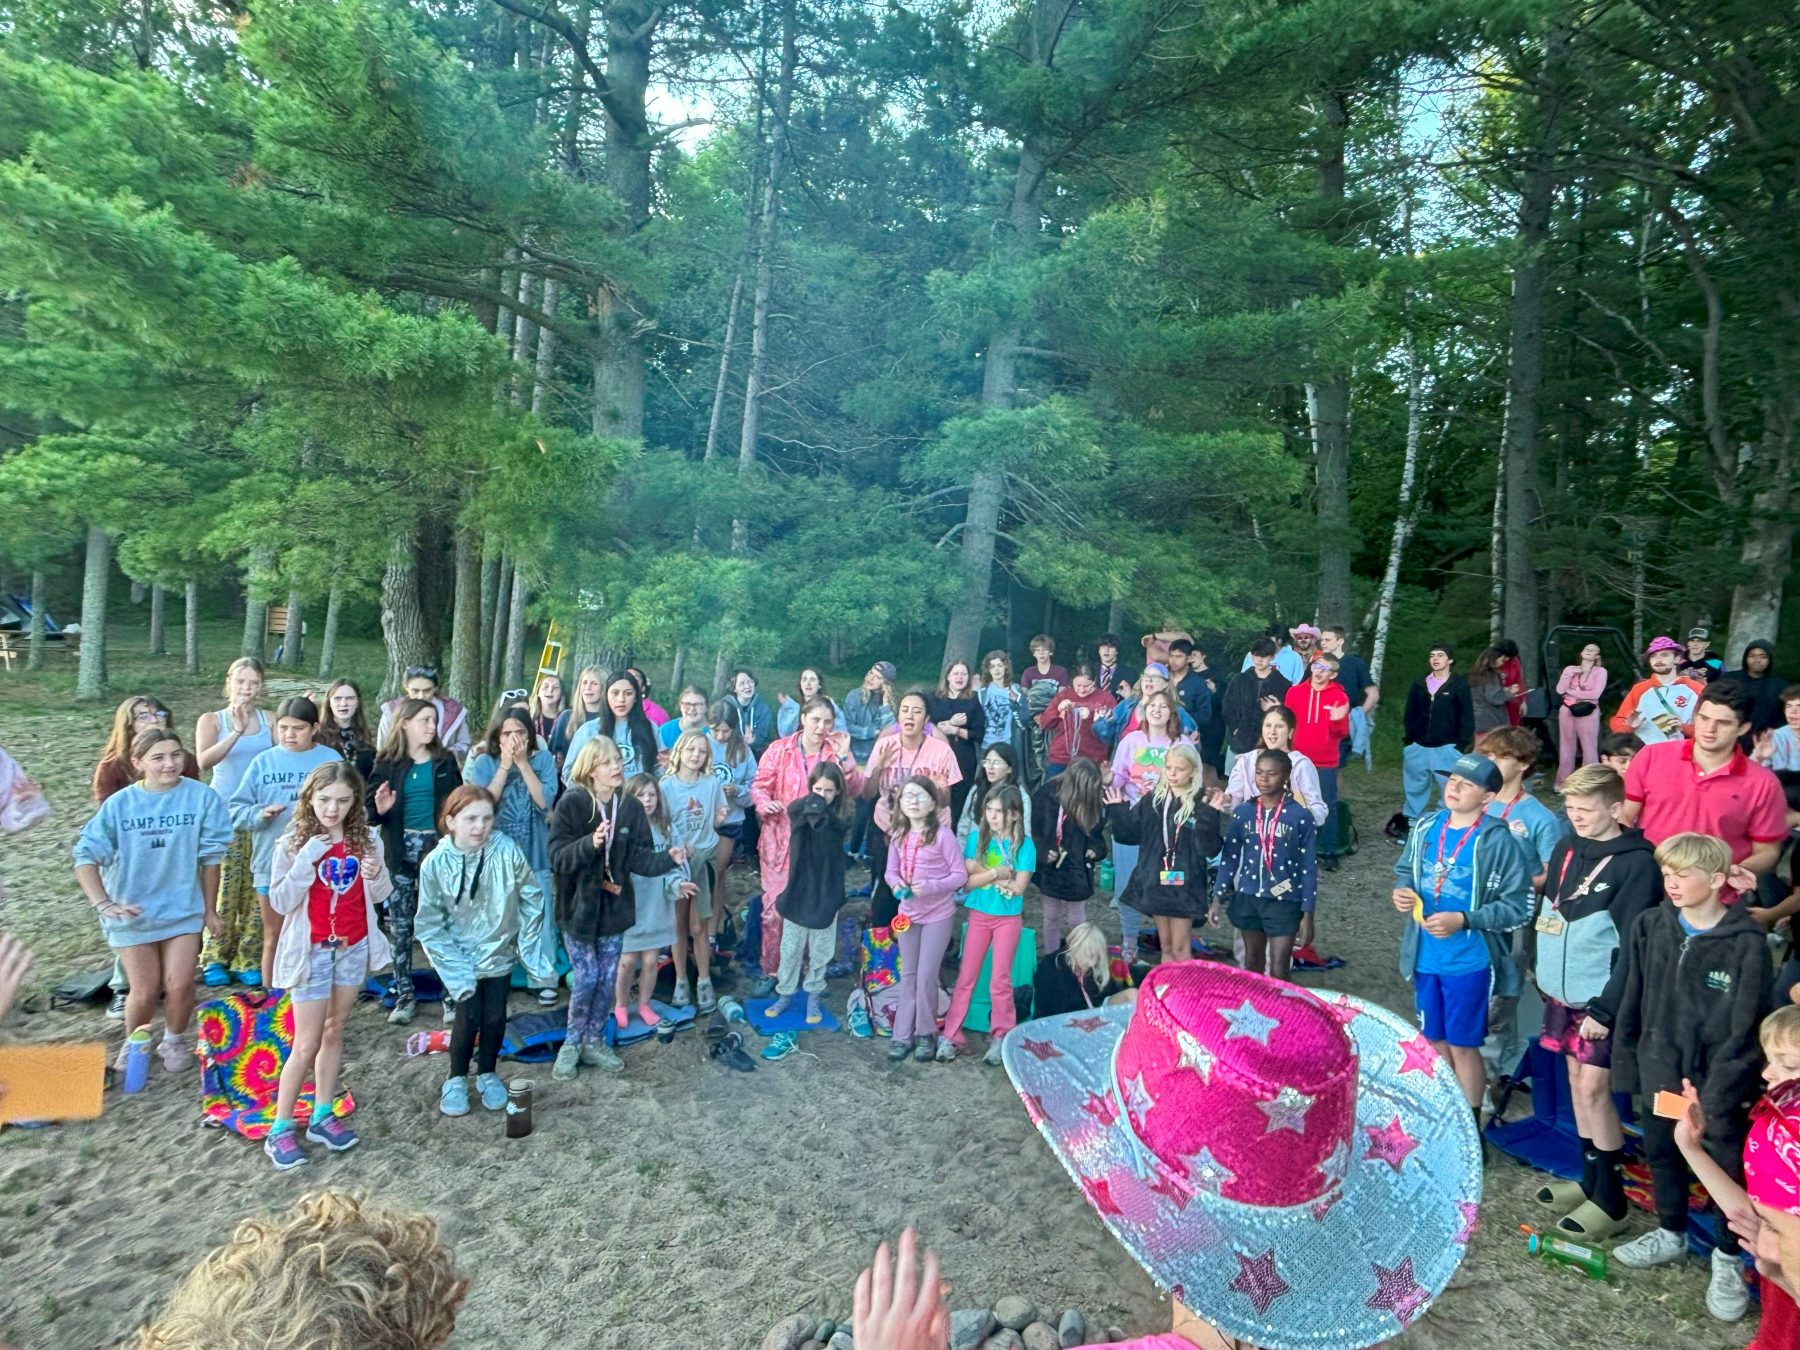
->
xmin=1097 ymin=859 xmax=1115 ymax=894
xmin=1521 ymin=1226 xmax=1608 ymax=1280
xmin=718 ymin=996 xmax=748 ymax=1026
xmin=505 ymin=1080 xmax=534 ymax=1139
xmin=122 ymin=1028 xmax=152 ymax=1094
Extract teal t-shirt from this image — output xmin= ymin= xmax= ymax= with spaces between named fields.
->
xmin=402 ymin=760 xmax=437 ymax=831
xmin=963 ymin=830 xmax=1037 ymax=918
xmin=1486 ymin=793 xmax=1563 ymax=871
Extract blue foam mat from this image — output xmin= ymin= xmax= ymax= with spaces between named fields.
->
xmin=746 ymin=996 xmax=841 ymax=1034
xmin=611 ymin=1000 xmax=697 ymax=1047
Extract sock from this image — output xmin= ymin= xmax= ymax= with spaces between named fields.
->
xmin=271 ymin=1117 xmax=296 ymax=1136
xmin=1592 ymin=1146 xmax=1628 ymax=1220
xmin=1577 ymin=1135 xmax=1595 ymax=1197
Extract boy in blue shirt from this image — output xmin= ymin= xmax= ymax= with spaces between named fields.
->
xmin=1393 ymin=752 xmax=1536 ymax=1125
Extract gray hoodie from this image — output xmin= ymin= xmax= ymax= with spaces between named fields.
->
xmin=227 ymin=743 xmax=343 ymax=887
xmin=74 ymin=778 xmax=234 ymax=946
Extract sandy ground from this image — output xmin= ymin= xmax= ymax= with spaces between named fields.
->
xmin=0 ymin=693 xmax=1756 ymax=1350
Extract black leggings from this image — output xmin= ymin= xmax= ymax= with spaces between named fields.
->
xmin=449 ymin=976 xmax=510 ymax=1078
xmin=1642 ymin=1110 xmax=1745 ymax=1252
xmin=866 ymin=827 xmax=899 ymax=929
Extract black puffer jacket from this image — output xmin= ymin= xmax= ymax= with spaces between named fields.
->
xmin=548 ymin=787 xmax=677 ymax=941
xmin=1611 ymin=901 xmax=1772 ymax=1149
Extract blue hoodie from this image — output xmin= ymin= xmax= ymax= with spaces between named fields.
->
xmin=1394 ymin=810 xmax=1535 ymax=993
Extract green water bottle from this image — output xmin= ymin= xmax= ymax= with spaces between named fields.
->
xmin=1521 ymin=1225 xmax=1607 ymax=1281
xmin=1097 ymin=859 xmax=1115 ymax=894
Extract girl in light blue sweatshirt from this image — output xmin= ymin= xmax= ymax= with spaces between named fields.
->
xmin=74 ymin=727 xmax=233 ymax=1074
xmin=228 ymin=696 xmax=342 ymax=988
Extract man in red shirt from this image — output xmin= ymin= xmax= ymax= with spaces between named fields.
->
xmin=1286 ymin=655 xmax=1351 ymax=869
xmin=1623 ymin=679 xmax=1787 ymax=896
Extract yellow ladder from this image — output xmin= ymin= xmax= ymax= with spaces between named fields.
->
xmin=533 ymin=619 xmax=565 ymax=695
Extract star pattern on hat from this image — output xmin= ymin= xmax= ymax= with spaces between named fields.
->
xmin=1082 ymin=1091 xmax=1119 ymax=1125
xmin=1326 ymin=994 xmax=1362 ymax=1026
xmin=1364 ymin=1115 xmax=1420 ymax=1172
xmin=1081 ymin=1174 xmax=1124 ymax=1217
xmin=1146 ymin=1159 xmax=1194 ymax=1211
xmin=1218 ymin=998 xmax=1280 ymax=1045
xmin=1184 ymin=1144 xmax=1237 ymax=1194
xmin=1227 ymin=1248 xmax=1290 ymax=1317
xmin=1067 ymin=1015 xmax=1107 ymax=1033
xmin=1318 ymin=1137 xmax=1351 ymax=1184
xmin=1398 ymin=1034 xmax=1438 ymax=1076
xmin=1365 ymin=1256 xmax=1430 ymax=1328
xmin=1174 ymin=1029 xmax=1216 ymax=1083
xmin=1016 ymin=1037 xmax=1063 ymax=1061
xmin=1454 ymin=1200 xmax=1480 ymax=1245
xmin=1255 ymin=1085 xmax=1315 ymax=1135
xmin=1122 ymin=1071 xmax=1154 ymax=1122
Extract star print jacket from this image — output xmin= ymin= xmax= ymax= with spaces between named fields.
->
xmin=1529 ymin=828 xmax=1659 ymax=1020
xmin=1394 ymin=813 xmax=1535 ymax=994
xmin=1611 ymin=901 xmax=1772 ymax=1147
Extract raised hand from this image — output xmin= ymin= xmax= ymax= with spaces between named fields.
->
xmin=853 ymin=1228 xmax=949 ymax=1350
xmin=374 ymin=782 xmax=398 ymax=816
xmin=1103 ymin=787 xmax=1126 ymax=806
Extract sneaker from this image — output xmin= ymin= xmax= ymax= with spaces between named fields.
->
xmin=264 ymin=1130 xmax=308 ymax=1171
xmin=1383 ymin=813 xmax=1409 ymax=840
xmin=439 ymin=1076 xmax=471 ymax=1117
xmin=159 ymin=1033 xmax=193 ymax=1073
xmin=552 ymin=1042 xmax=582 ymax=1082
xmin=887 ymin=1037 xmax=913 ymax=1062
xmin=982 ymin=1038 xmax=1004 ymax=1067
xmin=805 ymin=994 xmax=823 ymax=1025
xmin=387 ymin=997 xmax=416 ymax=1026
xmin=535 ymin=987 xmax=559 ymax=1008
xmin=750 ymin=975 xmax=778 ymax=999
xmin=1706 ymin=1248 xmax=1748 ymax=1322
xmin=105 ymin=991 xmax=128 ymax=1021
xmin=476 ymin=1073 xmax=508 ymax=1110
xmin=201 ymin=962 xmax=230 ymax=987
xmin=580 ymin=1042 xmax=625 ymax=1074
xmin=935 ymin=1038 xmax=957 ymax=1063
xmin=671 ymin=977 xmax=692 ymax=1008
xmin=710 ymin=1032 xmax=756 ymax=1072
xmin=913 ymin=1036 xmax=934 ymax=1063
xmin=762 ymin=1031 xmax=799 ymax=1062
xmin=305 ymin=1114 xmax=360 ymax=1152
xmin=695 ymin=978 xmax=717 ymax=1014
xmin=1613 ymin=1226 xmax=1686 ymax=1269
xmin=847 ymin=1000 xmax=872 ymax=1039
xmin=442 ymin=1001 xmax=457 ymax=1025
xmin=765 ymin=995 xmax=793 ymax=1020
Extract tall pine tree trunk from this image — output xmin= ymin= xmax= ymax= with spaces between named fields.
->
xmin=1310 ymin=88 xmax=1352 ymax=631
xmin=503 ymin=567 xmax=529 ymax=687
xmin=704 ymin=267 xmax=746 ymax=469
xmin=149 ymin=582 xmax=166 ymax=655
xmin=591 ymin=0 xmax=654 ymax=440
xmin=185 ymin=578 xmax=200 ymax=675
xmin=449 ymin=528 xmax=484 ymax=711
xmin=488 ymin=555 xmax=512 ymax=692
xmin=25 ymin=570 xmax=46 ymax=671
xmin=532 ymin=278 xmax=559 ymax=415
xmin=319 ymin=585 xmax=342 ymax=679
xmin=282 ymin=589 xmax=304 ymax=669
xmin=76 ymin=523 xmax=111 ymax=700
xmin=381 ymin=529 xmax=432 ymax=699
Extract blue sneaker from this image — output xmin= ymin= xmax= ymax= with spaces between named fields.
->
xmin=202 ymin=962 xmax=230 ymax=987
xmin=305 ymin=1114 xmax=360 ymax=1152
xmin=234 ymin=969 xmax=262 ymax=987
xmin=847 ymin=1000 xmax=872 ymax=1039
xmin=264 ymin=1129 xmax=308 ymax=1171
xmin=439 ymin=1076 xmax=471 ymax=1117
xmin=761 ymin=1031 xmax=799 ymax=1062
xmin=750 ymin=975 xmax=778 ymax=999
xmin=476 ymin=1073 xmax=508 ymax=1111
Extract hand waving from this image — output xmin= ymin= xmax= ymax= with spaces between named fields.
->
xmin=853 ymin=1228 xmax=949 ymax=1350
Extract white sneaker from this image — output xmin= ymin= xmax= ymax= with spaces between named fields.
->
xmin=158 ymin=1033 xmax=193 ymax=1073
xmin=671 ymin=977 xmax=692 ymax=1008
xmin=1613 ymin=1226 xmax=1686 ymax=1269
xmin=1705 ymin=1248 xmax=1748 ymax=1322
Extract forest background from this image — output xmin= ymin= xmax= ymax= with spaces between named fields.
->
xmin=3 ymin=0 xmax=1797 ymax=711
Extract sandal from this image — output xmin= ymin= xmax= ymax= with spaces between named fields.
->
xmin=1556 ymin=1200 xmax=1630 ymax=1241
xmin=1533 ymin=1179 xmax=1587 ymax=1211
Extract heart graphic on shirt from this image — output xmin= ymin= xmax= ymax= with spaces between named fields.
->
xmin=320 ymin=854 xmax=360 ymax=895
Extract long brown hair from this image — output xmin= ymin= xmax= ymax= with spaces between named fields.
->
xmin=936 ymin=659 xmax=974 ymax=699
xmin=375 ymin=698 xmax=450 ymax=765
xmin=285 ymin=761 xmax=374 ymax=858
xmin=626 ymin=771 xmax=671 ymax=836
xmin=980 ymin=650 xmax=1014 ymax=688
xmin=316 ymin=679 xmax=371 ymax=755
xmin=975 ymin=783 xmax=1025 ymax=861
xmin=1048 ymin=756 xmax=1102 ymax=834
xmin=887 ymin=774 xmax=943 ymax=845
xmin=100 ymin=695 xmax=172 ymax=770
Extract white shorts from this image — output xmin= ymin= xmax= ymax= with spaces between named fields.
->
xmin=290 ymin=939 xmax=371 ymax=1003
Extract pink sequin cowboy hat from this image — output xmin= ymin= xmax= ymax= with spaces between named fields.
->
xmin=1003 ymin=963 xmax=1482 ymax=1349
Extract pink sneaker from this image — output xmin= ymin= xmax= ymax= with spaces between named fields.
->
xmin=637 ymin=1003 xmax=661 ymax=1027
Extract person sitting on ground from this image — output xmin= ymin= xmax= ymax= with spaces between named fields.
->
xmin=1029 ymin=921 xmax=1125 ymax=1019
xmin=132 ymin=1189 xmax=470 ymax=1350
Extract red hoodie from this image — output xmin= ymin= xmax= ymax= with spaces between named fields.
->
xmin=1038 ymin=685 xmax=1116 ymax=766
xmin=1285 ymin=680 xmax=1350 ymax=767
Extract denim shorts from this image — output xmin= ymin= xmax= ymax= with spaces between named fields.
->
xmin=290 ymin=939 xmax=370 ymax=1003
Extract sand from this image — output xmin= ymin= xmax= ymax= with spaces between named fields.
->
xmin=0 ymin=697 xmax=1755 ymax=1349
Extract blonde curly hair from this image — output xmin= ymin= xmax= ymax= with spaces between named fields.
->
xmin=134 ymin=1190 xmax=469 ymax=1350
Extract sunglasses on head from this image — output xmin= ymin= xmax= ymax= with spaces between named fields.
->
xmin=502 ymin=688 xmax=529 ymax=702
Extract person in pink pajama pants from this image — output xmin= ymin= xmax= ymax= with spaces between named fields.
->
xmin=1555 ymin=644 xmax=1608 ymax=787
xmin=750 ymin=701 xmax=864 ymax=982
xmin=938 ymin=786 xmax=1035 ymax=1066
xmin=882 ymin=776 xmax=967 ymax=1062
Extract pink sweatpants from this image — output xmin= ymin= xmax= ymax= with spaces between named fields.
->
xmin=1038 ymin=897 xmax=1086 ymax=957
xmin=1556 ymin=708 xmax=1600 ymax=788
xmin=942 ymin=910 xmax=1023 ymax=1044
xmin=894 ymin=916 xmax=955 ymax=1042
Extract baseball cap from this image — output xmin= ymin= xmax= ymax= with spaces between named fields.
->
xmin=1687 ymin=627 xmax=1710 ymax=642
xmin=873 ymin=660 xmax=897 ymax=683
xmin=1142 ymin=662 xmax=1169 ymax=681
xmin=1435 ymin=752 xmax=1503 ymax=792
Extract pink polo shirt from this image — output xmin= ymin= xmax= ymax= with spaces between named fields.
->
xmin=1624 ymin=739 xmax=1788 ymax=863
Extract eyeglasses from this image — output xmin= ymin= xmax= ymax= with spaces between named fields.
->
xmin=501 ymin=688 xmax=529 ymax=702
xmin=134 ymin=709 xmax=168 ymax=722
xmin=405 ymin=666 xmax=439 ymax=682
xmin=899 ymin=789 xmax=933 ymax=802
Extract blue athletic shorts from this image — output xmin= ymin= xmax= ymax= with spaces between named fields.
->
xmin=1413 ymin=969 xmax=1490 ymax=1048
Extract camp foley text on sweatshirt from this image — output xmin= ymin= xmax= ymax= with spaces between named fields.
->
xmin=73 ymin=778 xmax=234 ymax=947
xmin=227 ymin=744 xmax=343 ymax=888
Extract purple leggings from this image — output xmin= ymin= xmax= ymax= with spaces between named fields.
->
xmin=1038 ymin=897 xmax=1087 ymax=956
xmin=566 ymin=935 xmax=623 ymax=1046
xmin=894 ymin=916 xmax=955 ymax=1042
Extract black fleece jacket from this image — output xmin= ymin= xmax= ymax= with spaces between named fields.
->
xmin=775 ymin=793 xmax=850 ymax=928
xmin=1612 ymin=901 xmax=1772 ymax=1149
xmin=548 ymin=788 xmax=677 ymax=941
xmin=1221 ymin=669 xmax=1291 ymax=753
xmin=1031 ymin=787 xmax=1103 ymax=902
xmin=1402 ymin=674 xmax=1475 ymax=750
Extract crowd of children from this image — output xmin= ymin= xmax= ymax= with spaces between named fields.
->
xmin=13 ymin=619 xmax=1798 ymax=1347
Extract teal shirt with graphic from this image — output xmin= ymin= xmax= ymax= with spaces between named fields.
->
xmin=963 ymin=831 xmax=1037 ymax=918
xmin=1485 ymin=793 xmax=1563 ymax=871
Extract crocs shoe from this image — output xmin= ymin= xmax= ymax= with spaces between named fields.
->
xmin=234 ymin=969 xmax=262 ymax=987
xmin=762 ymin=1031 xmax=799 ymax=1062
xmin=305 ymin=1114 xmax=360 ymax=1152
xmin=804 ymin=994 xmax=823 ymax=1025
xmin=847 ymin=1000 xmax=872 ymax=1039
xmin=552 ymin=1043 xmax=581 ymax=1082
xmin=202 ymin=962 xmax=230 ymax=987
xmin=264 ymin=1130 xmax=308 ymax=1171
xmin=670 ymin=977 xmax=692 ymax=1009
xmin=476 ymin=1073 xmax=508 ymax=1111
xmin=439 ymin=1076 xmax=471 ymax=1117
xmin=695 ymin=978 xmax=717 ymax=1013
